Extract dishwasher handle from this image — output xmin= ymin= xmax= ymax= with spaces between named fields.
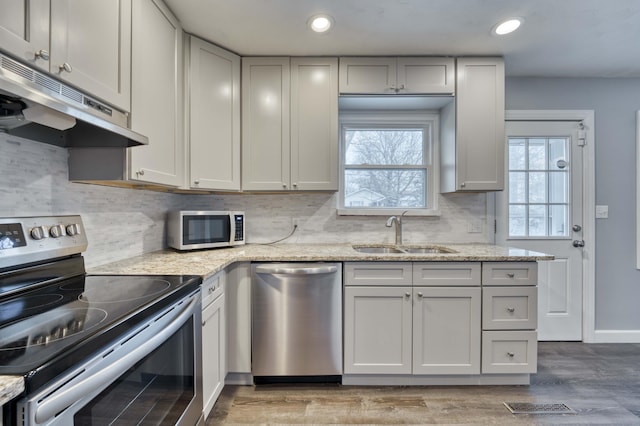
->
xmin=255 ymin=265 xmax=338 ymax=275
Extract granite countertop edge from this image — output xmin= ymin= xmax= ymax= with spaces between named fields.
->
xmin=88 ymin=242 xmax=554 ymax=279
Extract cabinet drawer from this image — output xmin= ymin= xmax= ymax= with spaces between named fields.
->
xmin=413 ymin=262 xmax=480 ymax=286
xmin=483 ymin=287 xmax=537 ymax=330
xmin=482 ymin=262 xmax=537 ymax=286
xmin=202 ymin=270 xmax=226 ymax=307
xmin=482 ymin=331 xmax=537 ymax=374
xmin=344 ymin=262 xmax=412 ymax=286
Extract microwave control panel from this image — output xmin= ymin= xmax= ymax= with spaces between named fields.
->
xmin=234 ymin=214 xmax=244 ymax=242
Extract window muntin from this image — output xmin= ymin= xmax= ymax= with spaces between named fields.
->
xmin=338 ymin=112 xmax=438 ymax=215
xmin=508 ymin=136 xmax=570 ymax=238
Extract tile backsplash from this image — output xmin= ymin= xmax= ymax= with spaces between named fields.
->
xmin=1 ymin=135 xmax=490 ymax=268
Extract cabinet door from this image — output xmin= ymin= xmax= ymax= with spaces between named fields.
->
xmin=290 ymin=57 xmax=338 ymax=190
xmin=50 ymin=0 xmax=131 ymax=111
xmin=338 ymin=57 xmax=397 ymax=94
xmin=344 ymin=286 xmax=412 ymax=374
xmin=188 ymin=37 xmax=240 ymax=191
xmin=0 ymin=0 xmax=49 ymax=70
xmin=454 ymin=57 xmax=505 ymax=191
xmin=412 ymin=286 xmax=481 ymax=375
xmin=129 ymin=0 xmax=183 ymax=187
xmin=396 ymin=57 xmax=455 ymax=94
xmin=241 ymin=57 xmax=290 ymax=190
xmin=202 ymin=292 xmax=226 ymax=419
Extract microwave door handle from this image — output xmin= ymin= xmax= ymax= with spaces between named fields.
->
xmin=34 ymin=295 xmax=199 ymax=424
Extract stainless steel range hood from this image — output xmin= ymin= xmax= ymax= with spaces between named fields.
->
xmin=0 ymin=52 xmax=147 ymax=148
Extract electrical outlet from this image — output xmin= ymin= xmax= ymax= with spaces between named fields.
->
xmin=467 ymin=220 xmax=483 ymax=233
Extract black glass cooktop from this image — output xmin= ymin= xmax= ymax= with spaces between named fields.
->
xmin=0 ymin=269 xmax=201 ymax=389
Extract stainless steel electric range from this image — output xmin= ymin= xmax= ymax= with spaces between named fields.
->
xmin=0 ymin=216 xmax=204 ymax=425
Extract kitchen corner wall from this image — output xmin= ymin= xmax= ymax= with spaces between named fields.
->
xmin=1 ymin=133 xmax=490 ymax=269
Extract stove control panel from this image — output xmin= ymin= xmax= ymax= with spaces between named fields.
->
xmin=0 ymin=215 xmax=88 ymax=269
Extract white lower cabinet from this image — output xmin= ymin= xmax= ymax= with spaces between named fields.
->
xmin=481 ymin=262 xmax=538 ymax=375
xmin=344 ymin=286 xmax=413 ymax=374
xmin=345 ymin=261 xmax=539 ymax=382
xmin=343 ymin=262 xmax=481 ymax=376
xmin=201 ymin=271 xmax=226 ymax=418
xmin=413 ymin=287 xmax=481 ymax=375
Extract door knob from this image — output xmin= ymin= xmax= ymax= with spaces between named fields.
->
xmin=572 ymin=240 xmax=585 ymax=248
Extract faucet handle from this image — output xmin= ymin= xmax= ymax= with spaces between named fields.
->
xmin=385 ymin=216 xmax=397 ymax=227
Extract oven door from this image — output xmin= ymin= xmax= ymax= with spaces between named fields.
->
xmin=17 ymin=290 xmax=203 ymax=426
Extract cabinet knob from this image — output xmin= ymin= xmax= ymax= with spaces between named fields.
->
xmin=194 ymin=180 xmax=200 ymax=185
xmin=417 ymin=292 xmax=423 ymax=298
xmin=507 ymin=352 xmax=515 ymax=358
xmin=506 ymin=273 xmax=515 ymax=278
xmin=35 ymin=49 xmax=49 ymax=61
xmin=404 ymin=292 xmax=411 ymax=298
xmin=460 ymin=182 xmax=466 ymax=188
xmin=137 ymin=169 xmax=145 ymax=176
xmin=506 ymin=307 xmax=515 ymax=313
xmin=59 ymin=62 xmax=72 ymax=73
xmin=282 ymin=184 xmax=287 ymax=189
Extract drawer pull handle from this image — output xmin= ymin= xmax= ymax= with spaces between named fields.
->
xmin=507 ymin=352 xmax=515 ymax=358
xmin=506 ymin=307 xmax=515 ymax=313
xmin=506 ymin=273 xmax=515 ymax=278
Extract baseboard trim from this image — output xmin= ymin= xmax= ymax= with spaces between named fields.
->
xmin=590 ymin=330 xmax=640 ymax=343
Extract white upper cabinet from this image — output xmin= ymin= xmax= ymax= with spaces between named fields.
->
xmin=290 ymin=57 xmax=338 ymax=190
xmin=242 ymin=57 xmax=338 ymax=191
xmin=440 ymin=57 xmax=505 ymax=192
xmin=339 ymin=57 xmax=455 ymax=95
xmin=0 ymin=0 xmax=50 ymax=68
xmin=49 ymin=0 xmax=132 ymax=111
xmin=187 ymin=36 xmax=241 ymax=191
xmin=242 ymin=57 xmax=291 ymax=191
xmin=128 ymin=0 xmax=183 ymax=187
xmin=0 ymin=0 xmax=132 ymax=111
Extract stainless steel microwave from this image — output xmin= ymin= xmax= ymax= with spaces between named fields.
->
xmin=167 ymin=211 xmax=245 ymax=250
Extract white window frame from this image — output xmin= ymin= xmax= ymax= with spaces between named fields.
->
xmin=337 ymin=111 xmax=440 ymax=216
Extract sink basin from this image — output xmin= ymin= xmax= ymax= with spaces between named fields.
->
xmin=402 ymin=246 xmax=457 ymax=254
xmin=353 ymin=246 xmax=406 ymax=254
xmin=353 ymin=245 xmax=457 ymax=254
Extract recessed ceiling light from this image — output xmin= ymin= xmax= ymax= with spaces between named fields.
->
xmin=308 ymin=14 xmax=333 ymax=33
xmin=492 ymin=17 xmax=523 ymax=35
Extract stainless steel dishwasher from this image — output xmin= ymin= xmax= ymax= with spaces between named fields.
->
xmin=251 ymin=263 xmax=342 ymax=382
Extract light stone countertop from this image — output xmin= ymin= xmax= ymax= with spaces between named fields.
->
xmin=1 ymin=242 xmax=552 ymax=406
xmin=88 ymin=243 xmax=553 ymax=279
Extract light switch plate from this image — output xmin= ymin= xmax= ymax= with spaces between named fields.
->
xmin=595 ymin=205 xmax=609 ymax=219
xmin=467 ymin=220 xmax=483 ymax=233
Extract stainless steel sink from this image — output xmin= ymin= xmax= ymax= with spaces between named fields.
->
xmin=402 ymin=246 xmax=457 ymax=254
xmin=352 ymin=245 xmax=406 ymax=254
xmin=352 ymin=245 xmax=457 ymax=254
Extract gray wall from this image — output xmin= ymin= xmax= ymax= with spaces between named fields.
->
xmin=506 ymin=77 xmax=640 ymax=331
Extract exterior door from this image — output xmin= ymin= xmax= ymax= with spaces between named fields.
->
xmin=496 ymin=121 xmax=584 ymax=341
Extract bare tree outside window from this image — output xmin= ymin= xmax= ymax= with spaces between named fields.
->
xmin=344 ymin=129 xmax=426 ymax=208
xmin=338 ymin=112 xmax=437 ymax=215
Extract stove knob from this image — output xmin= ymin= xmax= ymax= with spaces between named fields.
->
xmin=30 ymin=226 xmax=47 ymax=240
xmin=66 ymin=223 xmax=81 ymax=236
xmin=32 ymin=335 xmax=47 ymax=345
xmin=49 ymin=224 xmax=65 ymax=238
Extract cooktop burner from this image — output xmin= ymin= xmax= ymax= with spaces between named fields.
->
xmin=0 ymin=273 xmax=201 ymax=380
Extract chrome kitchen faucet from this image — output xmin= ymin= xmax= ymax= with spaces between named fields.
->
xmin=386 ymin=210 xmax=408 ymax=246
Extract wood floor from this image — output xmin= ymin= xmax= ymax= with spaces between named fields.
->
xmin=206 ymin=342 xmax=640 ymax=425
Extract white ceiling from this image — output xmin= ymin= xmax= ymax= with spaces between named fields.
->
xmin=164 ymin=0 xmax=640 ymax=78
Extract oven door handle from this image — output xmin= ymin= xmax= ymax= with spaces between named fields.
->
xmin=35 ymin=294 xmax=199 ymax=424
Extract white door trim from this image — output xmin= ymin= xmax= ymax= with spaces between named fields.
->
xmin=505 ymin=110 xmax=596 ymax=343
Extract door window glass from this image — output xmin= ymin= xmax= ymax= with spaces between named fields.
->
xmin=508 ymin=137 xmax=570 ymax=237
